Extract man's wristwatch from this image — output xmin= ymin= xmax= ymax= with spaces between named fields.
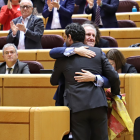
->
xmin=94 ymin=76 xmax=97 ymax=83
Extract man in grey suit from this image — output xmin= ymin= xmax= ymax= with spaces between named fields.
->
xmin=50 ymin=23 xmax=120 ymax=140
xmin=7 ymin=0 xmax=44 ymax=49
xmin=0 ymin=43 xmax=30 ymax=74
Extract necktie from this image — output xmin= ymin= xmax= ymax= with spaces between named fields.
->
xmin=7 ymin=68 xmax=12 ymax=74
xmin=95 ymin=6 xmax=100 ymax=26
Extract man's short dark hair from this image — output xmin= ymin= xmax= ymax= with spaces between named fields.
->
xmin=65 ymin=23 xmax=85 ymax=42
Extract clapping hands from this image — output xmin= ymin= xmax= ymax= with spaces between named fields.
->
xmin=47 ymin=0 xmax=60 ymax=10
xmin=10 ymin=21 xmax=26 ymax=36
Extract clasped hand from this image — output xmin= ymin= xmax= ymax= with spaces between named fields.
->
xmin=47 ymin=0 xmax=59 ymax=10
xmin=10 ymin=21 xmax=26 ymax=36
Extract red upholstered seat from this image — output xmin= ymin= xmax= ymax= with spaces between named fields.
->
xmin=101 ymin=36 xmax=118 ymax=47
xmin=118 ymin=20 xmax=137 ymax=28
xmin=41 ymin=35 xmax=64 ymax=49
xmin=117 ymin=0 xmax=139 ymax=12
xmin=126 ymin=56 xmax=140 ymax=73
xmin=22 ymin=61 xmax=44 ymax=74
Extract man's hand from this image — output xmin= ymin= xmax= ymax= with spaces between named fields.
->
xmin=74 ymin=69 xmax=96 ymax=82
xmin=74 ymin=46 xmax=96 ymax=58
xmin=10 ymin=21 xmax=19 ymax=36
xmin=52 ymin=0 xmax=60 ymax=9
xmin=16 ymin=21 xmax=26 ymax=33
xmin=7 ymin=0 xmax=12 ymax=9
xmin=87 ymin=0 xmax=94 ymax=7
xmin=47 ymin=0 xmax=54 ymax=11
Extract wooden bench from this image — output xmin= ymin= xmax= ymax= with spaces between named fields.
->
xmin=0 ymin=106 xmax=70 ymax=140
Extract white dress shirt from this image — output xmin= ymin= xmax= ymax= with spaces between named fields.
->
xmin=51 ymin=0 xmax=61 ymax=29
xmin=18 ymin=15 xmax=31 ymax=50
xmin=5 ymin=64 xmax=15 ymax=74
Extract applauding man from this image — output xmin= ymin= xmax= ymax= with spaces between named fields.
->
xmin=42 ymin=0 xmax=75 ymax=29
xmin=85 ymin=0 xmax=119 ymax=28
xmin=7 ymin=0 xmax=44 ymax=49
xmin=0 ymin=0 xmax=21 ymax=30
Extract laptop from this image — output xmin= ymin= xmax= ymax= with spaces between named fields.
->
xmin=40 ymin=69 xmax=53 ymax=74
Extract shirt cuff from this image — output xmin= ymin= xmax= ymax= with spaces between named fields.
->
xmin=48 ymin=7 xmax=52 ymax=11
xmin=64 ymin=47 xmax=75 ymax=57
xmin=12 ymin=32 xmax=16 ymax=37
xmin=117 ymin=95 xmax=122 ymax=99
xmin=94 ymin=75 xmax=104 ymax=87
xmin=89 ymin=4 xmax=94 ymax=9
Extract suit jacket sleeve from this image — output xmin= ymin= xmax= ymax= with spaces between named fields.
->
xmin=101 ymin=54 xmax=120 ymax=95
xmin=50 ymin=59 xmax=63 ymax=85
xmin=49 ymin=47 xmax=66 ymax=59
xmin=101 ymin=0 xmax=119 ymax=13
xmin=7 ymin=20 xmax=18 ymax=45
xmin=85 ymin=5 xmax=94 ymax=14
xmin=42 ymin=3 xmax=51 ymax=18
xmin=25 ymin=17 xmax=44 ymax=43
xmin=58 ymin=0 xmax=75 ymax=17
xmin=21 ymin=64 xmax=30 ymax=74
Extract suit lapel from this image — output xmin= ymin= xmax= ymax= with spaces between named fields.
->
xmin=16 ymin=17 xmax=22 ymax=41
xmin=26 ymin=15 xmax=34 ymax=29
xmin=13 ymin=61 xmax=19 ymax=74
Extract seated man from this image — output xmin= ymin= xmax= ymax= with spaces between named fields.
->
xmin=0 ymin=0 xmax=21 ymax=30
xmin=0 ymin=43 xmax=30 ymax=74
xmin=7 ymin=0 xmax=44 ymax=49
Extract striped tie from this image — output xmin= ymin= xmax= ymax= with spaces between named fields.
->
xmin=95 ymin=6 xmax=100 ymax=26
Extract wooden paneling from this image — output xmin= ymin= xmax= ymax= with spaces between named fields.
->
xmin=0 ymin=124 xmax=29 ymax=140
xmin=3 ymin=88 xmax=55 ymax=106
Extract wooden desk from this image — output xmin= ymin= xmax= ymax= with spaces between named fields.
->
xmin=0 ymin=106 xmax=70 ymax=140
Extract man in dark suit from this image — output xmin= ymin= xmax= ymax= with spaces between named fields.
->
xmin=85 ymin=0 xmax=119 ymax=28
xmin=50 ymin=23 xmax=120 ymax=140
xmin=7 ymin=0 xmax=44 ymax=49
xmin=0 ymin=43 xmax=30 ymax=74
xmin=42 ymin=0 xmax=75 ymax=29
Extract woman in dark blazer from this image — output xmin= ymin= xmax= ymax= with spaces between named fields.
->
xmin=106 ymin=49 xmax=137 ymax=73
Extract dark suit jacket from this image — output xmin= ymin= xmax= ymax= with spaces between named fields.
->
xmin=32 ymin=0 xmax=45 ymax=13
xmin=4 ymin=0 xmax=8 ymax=4
xmin=122 ymin=63 xmax=137 ymax=73
xmin=75 ymin=0 xmax=86 ymax=14
xmin=42 ymin=0 xmax=75 ymax=29
xmin=85 ymin=0 xmax=119 ymax=28
xmin=50 ymin=42 xmax=120 ymax=113
xmin=7 ymin=15 xmax=44 ymax=49
xmin=95 ymin=38 xmax=110 ymax=48
xmin=0 ymin=60 xmax=30 ymax=74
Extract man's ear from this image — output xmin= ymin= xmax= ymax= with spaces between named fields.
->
xmin=68 ymin=34 xmax=73 ymax=44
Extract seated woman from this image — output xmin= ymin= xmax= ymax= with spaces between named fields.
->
xmin=106 ymin=49 xmax=137 ymax=73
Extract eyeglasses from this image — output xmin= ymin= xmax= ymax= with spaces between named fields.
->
xmin=20 ymin=5 xmax=32 ymax=9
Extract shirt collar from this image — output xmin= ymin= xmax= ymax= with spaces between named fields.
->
xmin=6 ymin=64 xmax=15 ymax=69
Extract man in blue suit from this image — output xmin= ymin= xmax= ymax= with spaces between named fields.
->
xmin=85 ymin=0 xmax=119 ymax=28
xmin=42 ymin=0 xmax=74 ymax=29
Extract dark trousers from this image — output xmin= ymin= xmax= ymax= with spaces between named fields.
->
xmin=70 ymin=107 xmax=108 ymax=140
